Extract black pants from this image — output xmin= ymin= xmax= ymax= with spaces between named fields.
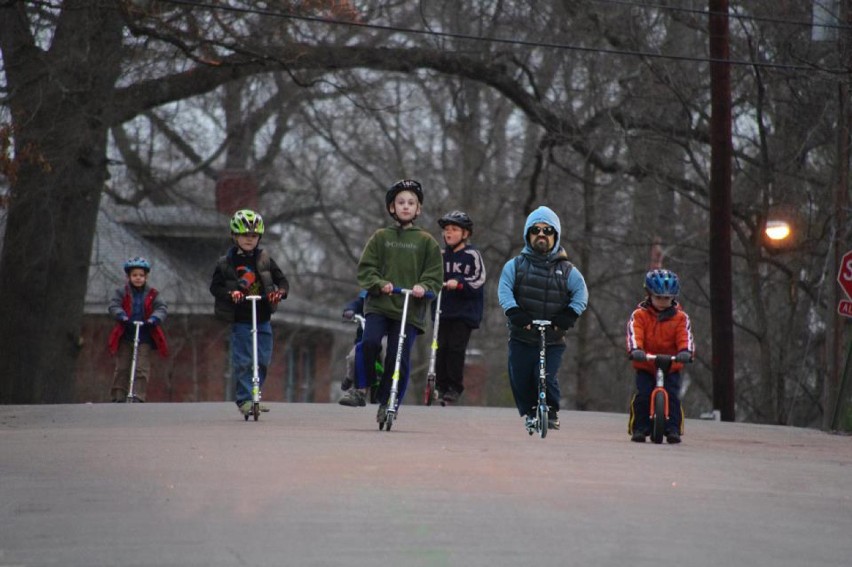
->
xmin=435 ymin=319 xmax=473 ymax=395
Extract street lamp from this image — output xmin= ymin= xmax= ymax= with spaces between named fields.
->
xmin=765 ymin=220 xmax=791 ymax=242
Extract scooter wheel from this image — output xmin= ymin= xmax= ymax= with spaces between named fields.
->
xmin=537 ymin=404 xmax=548 ymax=439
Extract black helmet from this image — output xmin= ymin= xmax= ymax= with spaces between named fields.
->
xmin=438 ymin=210 xmax=474 ymax=234
xmin=386 ymin=179 xmax=424 ymax=212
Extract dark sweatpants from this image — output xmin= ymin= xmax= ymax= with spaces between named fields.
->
xmin=629 ymin=369 xmax=683 ymax=435
xmin=435 ymin=319 xmax=473 ymax=396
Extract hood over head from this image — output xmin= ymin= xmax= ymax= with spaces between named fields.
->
xmin=522 ymin=206 xmax=562 ymax=256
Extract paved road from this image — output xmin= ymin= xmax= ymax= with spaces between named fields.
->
xmin=1 ymin=403 xmax=851 ymax=567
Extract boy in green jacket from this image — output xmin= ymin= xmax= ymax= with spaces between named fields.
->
xmin=353 ymin=179 xmax=443 ymax=424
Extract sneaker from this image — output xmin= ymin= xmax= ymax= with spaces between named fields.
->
xmin=376 ymin=404 xmax=388 ymax=424
xmin=340 ymin=376 xmax=354 ymax=391
xmin=547 ymin=410 xmax=560 ymax=430
xmin=339 ymin=389 xmax=366 ymax=407
xmin=239 ymin=401 xmax=252 ymax=416
xmin=524 ymin=415 xmax=536 ymax=433
xmin=631 ymin=430 xmax=648 ymax=443
xmin=666 ymin=431 xmax=681 ymax=444
xmin=442 ymin=390 xmax=459 ymax=403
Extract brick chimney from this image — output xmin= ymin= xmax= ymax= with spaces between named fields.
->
xmin=215 ymin=170 xmax=258 ymax=215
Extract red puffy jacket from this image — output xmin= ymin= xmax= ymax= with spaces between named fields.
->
xmin=108 ymin=286 xmax=169 ymax=358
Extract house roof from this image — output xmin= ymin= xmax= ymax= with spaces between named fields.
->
xmin=88 ymin=208 xmax=346 ymax=332
xmin=0 ymin=204 xmax=346 ymax=333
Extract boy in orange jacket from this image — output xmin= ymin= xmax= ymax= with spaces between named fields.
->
xmin=626 ymin=269 xmax=694 ymax=443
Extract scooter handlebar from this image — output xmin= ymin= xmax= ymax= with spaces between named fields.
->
xmin=391 ymin=287 xmax=437 ymax=300
xmin=644 ymin=353 xmax=692 ymax=367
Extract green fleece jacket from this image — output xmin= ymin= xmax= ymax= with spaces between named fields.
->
xmin=357 ymin=224 xmax=444 ymax=332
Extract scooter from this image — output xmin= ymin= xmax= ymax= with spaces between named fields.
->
xmin=126 ymin=321 xmax=145 ymax=403
xmin=527 ymin=320 xmax=552 ymax=438
xmin=379 ymin=287 xmax=435 ymax=431
xmin=423 ymin=289 xmax=442 ymax=406
xmin=423 ymin=283 xmax=463 ymax=406
xmin=245 ymin=295 xmax=263 ymax=421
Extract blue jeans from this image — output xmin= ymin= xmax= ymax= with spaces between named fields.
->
xmin=507 ymin=338 xmax=566 ymax=416
xmin=361 ymin=313 xmax=418 ymax=410
xmin=231 ymin=321 xmax=273 ymax=405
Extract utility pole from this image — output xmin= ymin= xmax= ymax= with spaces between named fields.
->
xmin=827 ymin=1 xmax=851 ymax=430
xmin=708 ymin=0 xmax=735 ymax=421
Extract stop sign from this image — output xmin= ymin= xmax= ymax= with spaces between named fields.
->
xmin=838 ymin=249 xmax=852 ymax=300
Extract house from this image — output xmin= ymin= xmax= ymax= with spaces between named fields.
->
xmin=73 ymin=200 xmax=354 ymax=404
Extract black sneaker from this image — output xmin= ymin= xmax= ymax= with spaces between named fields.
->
xmin=340 ymin=376 xmax=354 ymax=391
xmin=442 ymin=390 xmax=459 ymax=403
xmin=547 ymin=410 xmax=560 ymax=430
xmin=631 ymin=430 xmax=648 ymax=442
xmin=666 ymin=431 xmax=681 ymax=444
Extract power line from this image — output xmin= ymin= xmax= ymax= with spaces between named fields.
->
xmin=156 ymin=0 xmax=845 ymax=74
xmin=589 ymin=0 xmax=852 ymax=31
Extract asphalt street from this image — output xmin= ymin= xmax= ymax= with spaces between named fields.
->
xmin=1 ymin=402 xmax=851 ymax=567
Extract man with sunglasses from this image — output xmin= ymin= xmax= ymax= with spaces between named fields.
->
xmin=497 ymin=205 xmax=589 ymax=432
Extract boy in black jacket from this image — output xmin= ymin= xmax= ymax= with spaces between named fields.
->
xmin=210 ymin=209 xmax=288 ymax=417
xmin=434 ymin=211 xmax=486 ymax=403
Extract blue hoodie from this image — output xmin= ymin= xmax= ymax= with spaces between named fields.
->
xmin=497 ymin=206 xmax=588 ymax=340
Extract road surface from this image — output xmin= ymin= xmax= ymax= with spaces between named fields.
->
xmin=1 ymin=403 xmax=850 ymax=567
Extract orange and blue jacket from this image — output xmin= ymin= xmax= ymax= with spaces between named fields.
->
xmin=625 ymin=299 xmax=694 ymax=374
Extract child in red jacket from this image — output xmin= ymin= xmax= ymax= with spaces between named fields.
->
xmin=108 ymin=257 xmax=169 ymax=402
xmin=625 ymin=269 xmax=694 ymax=443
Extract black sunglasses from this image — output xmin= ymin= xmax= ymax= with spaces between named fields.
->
xmin=528 ymin=226 xmax=556 ymax=236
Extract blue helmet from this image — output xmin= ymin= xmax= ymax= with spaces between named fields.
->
xmin=124 ymin=256 xmax=151 ymax=274
xmin=644 ymin=269 xmax=680 ymax=296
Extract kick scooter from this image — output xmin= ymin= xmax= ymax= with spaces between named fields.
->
xmin=126 ymin=321 xmax=145 ymax=403
xmin=379 ymin=287 xmax=435 ymax=431
xmin=423 ymin=284 xmax=463 ymax=406
xmin=527 ymin=320 xmax=552 ymax=439
xmin=245 ymin=295 xmax=263 ymax=422
xmin=423 ymin=289 xmax=442 ymax=406
xmin=644 ymin=354 xmax=690 ymax=444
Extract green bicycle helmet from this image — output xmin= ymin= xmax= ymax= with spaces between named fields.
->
xmin=230 ymin=209 xmax=265 ymax=235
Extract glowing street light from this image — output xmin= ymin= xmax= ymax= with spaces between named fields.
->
xmin=765 ymin=220 xmax=791 ymax=241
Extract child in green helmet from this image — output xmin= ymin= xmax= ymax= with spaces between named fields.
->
xmin=210 ymin=209 xmax=289 ymax=417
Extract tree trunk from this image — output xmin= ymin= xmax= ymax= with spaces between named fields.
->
xmin=0 ymin=3 xmax=124 ymax=403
